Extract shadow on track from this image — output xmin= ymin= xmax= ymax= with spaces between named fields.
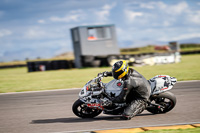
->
xmin=31 ymin=113 xmax=154 ymax=124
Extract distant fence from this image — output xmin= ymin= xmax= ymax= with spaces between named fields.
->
xmin=0 ymin=64 xmax=27 ymax=69
xmin=27 ymin=60 xmax=74 ymax=72
xmin=180 ymin=50 xmax=200 ymax=55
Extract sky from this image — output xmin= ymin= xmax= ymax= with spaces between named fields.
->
xmin=0 ymin=0 xmax=200 ymax=62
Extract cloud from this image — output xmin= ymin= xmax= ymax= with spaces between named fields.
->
xmin=139 ymin=3 xmax=155 ymax=9
xmin=38 ymin=19 xmax=45 ymax=24
xmin=158 ymin=33 xmax=200 ymax=42
xmin=123 ymin=1 xmax=192 ymax=27
xmin=116 ymin=27 xmax=131 ymax=41
xmin=50 ymin=10 xmax=85 ymax=23
xmin=153 ymin=1 xmax=188 ymax=15
xmin=23 ymin=24 xmax=69 ymax=40
xmin=24 ymin=27 xmax=46 ymax=39
xmin=188 ymin=10 xmax=200 ymax=24
xmin=163 ymin=21 xmax=170 ymax=27
xmin=124 ymin=9 xmax=143 ymax=22
xmin=95 ymin=3 xmax=116 ymax=22
xmin=0 ymin=29 xmax=12 ymax=38
xmin=173 ymin=33 xmax=200 ymax=40
xmin=167 ymin=1 xmax=188 ymax=15
xmin=129 ymin=1 xmax=166 ymax=10
xmin=137 ymin=1 xmax=188 ymax=15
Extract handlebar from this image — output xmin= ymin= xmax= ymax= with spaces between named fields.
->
xmin=95 ymin=76 xmax=104 ymax=88
xmin=85 ymin=76 xmax=104 ymax=91
xmin=95 ymin=76 xmax=103 ymax=83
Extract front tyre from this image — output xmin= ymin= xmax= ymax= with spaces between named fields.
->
xmin=72 ymin=99 xmax=102 ymax=118
xmin=146 ymin=91 xmax=176 ymax=114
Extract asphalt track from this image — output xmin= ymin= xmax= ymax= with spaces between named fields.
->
xmin=0 ymin=81 xmax=200 ymax=133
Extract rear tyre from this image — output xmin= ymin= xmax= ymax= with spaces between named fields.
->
xmin=146 ymin=91 xmax=176 ymax=114
xmin=72 ymin=99 xmax=102 ymax=118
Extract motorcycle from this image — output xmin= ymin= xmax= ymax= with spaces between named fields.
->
xmin=72 ymin=75 xmax=177 ymax=118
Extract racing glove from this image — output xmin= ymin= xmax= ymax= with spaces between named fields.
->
xmin=97 ymin=71 xmax=109 ymax=77
xmin=98 ymin=71 xmax=112 ymax=77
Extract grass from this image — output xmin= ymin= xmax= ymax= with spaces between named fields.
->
xmin=140 ymin=127 xmax=200 ymax=133
xmin=134 ymin=54 xmax=200 ymax=81
xmin=0 ymin=67 xmax=113 ymax=93
xmin=0 ymin=54 xmax=200 ymax=93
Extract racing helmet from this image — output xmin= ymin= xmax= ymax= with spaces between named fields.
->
xmin=112 ymin=61 xmax=129 ymax=80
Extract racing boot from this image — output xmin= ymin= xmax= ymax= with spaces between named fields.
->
xmin=121 ymin=99 xmax=146 ymax=120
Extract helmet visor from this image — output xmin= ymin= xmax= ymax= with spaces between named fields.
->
xmin=112 ymin=69 xmax=124 ymax=79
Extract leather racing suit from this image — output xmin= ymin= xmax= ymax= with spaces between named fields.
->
xmin=103 ymin=68 xmax=151 ymax=119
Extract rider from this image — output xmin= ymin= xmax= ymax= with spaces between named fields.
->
xmin=98 ymin=60 xmax=151 ymax=120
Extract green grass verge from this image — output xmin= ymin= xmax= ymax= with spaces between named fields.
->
xmin=0 ymin=54 xmax=200 ymax=93
xmin=140 ymin=127 xmax=200 ymax=133
xmin=134 ymin=54 xmax=200 ymax=81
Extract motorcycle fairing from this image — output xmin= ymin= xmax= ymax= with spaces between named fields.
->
xmin=105 ymin=79 xmax=124 ymax=98
xmin=79 ymin=78 xmax=103 ymax=98
xmin=149 ymin=75 xmax=177 ymax=95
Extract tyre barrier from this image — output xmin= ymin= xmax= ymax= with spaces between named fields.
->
xmin=27 ymin=60 xmax=74 ymax=72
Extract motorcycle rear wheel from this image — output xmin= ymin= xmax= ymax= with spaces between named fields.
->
xmin=146 ymin=91 xmax=176 ymax=114
xmin=72 ymin=99 xmax=102 ymax=118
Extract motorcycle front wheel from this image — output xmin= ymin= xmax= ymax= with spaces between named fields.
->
xmin=146 ymin=91 xmax=176 ymax=114
xmin=72 ymin=99 xmax=102 ymax=118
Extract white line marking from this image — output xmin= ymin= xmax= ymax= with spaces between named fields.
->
xmin=178 ymin=80 xmax=200 ymax=83
xmin=0 ymin=88 xmax=81 ymax=95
